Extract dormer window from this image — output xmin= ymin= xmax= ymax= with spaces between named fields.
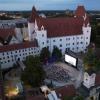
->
xmin=41 ymin=25 xmax=44 ymax=30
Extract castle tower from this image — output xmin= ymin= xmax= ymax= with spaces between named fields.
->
xmin=28 ymin=6 xmax=39 ymax=41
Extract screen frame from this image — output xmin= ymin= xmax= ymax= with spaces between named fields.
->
xmin=64 ymin=53 xmax=78 ymax=67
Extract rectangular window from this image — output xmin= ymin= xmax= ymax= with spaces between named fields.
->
xmin=53 ymin=40 xmax=55 ymax=42
xmin=47 ymin=40 xmax=49 ymax=43
xmin=60 ymin=39 xmax=62 ymax=41
xmin=42 ymin=42 xmax=44 ymax=45
xmin=80 ymin=42 xmax=83 ymax=44
xmin=8 ymin=60 xmax=10 ymax=62
xmin=42 ymin=34 xmax=44 ymax=37
xmin=77 ymin=37 xmax=79 ymax=39
xmin=77 ymin=42 xmax=79 ymax=45
xmin=60 ymin=44 xmax=62 ymax=47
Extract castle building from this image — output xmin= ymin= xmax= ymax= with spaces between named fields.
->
xmin=28 ymin=6 xmax=91 ymax=54
xmin=0 ymin=40 xmax=39 ymax=69
xmin=0 ymin=5 xmax=91 ymax=69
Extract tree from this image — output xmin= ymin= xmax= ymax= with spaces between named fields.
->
xmin=74 ymin=96 xmax=84 ymax=100
xmin=95 ymin=59 xmax=100 ymax=71
xmin=91 ymin=24 xmax=97 ymax=42
xmin=21 ymin=55 xmax=46 ymax=87
xmin=63 ymin=96 xmax=73 ymax=100
xmin=52 ymin=46 xmax=62 ymax=61
xmin=40 ymin=47 xmax=51 ymax=62
xmin=83 ymin=48 xmax=96 ymax=70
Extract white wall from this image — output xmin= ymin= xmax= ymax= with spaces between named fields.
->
xmin=47 ymin=33 xmax=89 ymax=54
xmin=83 ymin=72 xmax=96 ymax=88
xmin=36 ymin=29 xmax=47 ymax=50
xmin=15 ymin=28 xmax=23 ymax=42
xmin=28 ymin=22 xmax=34 ymax=41
xmin=82 ymin=25 xmax=91 ymax=51
xmin=0 ymin=47 xmax=40 ymax=69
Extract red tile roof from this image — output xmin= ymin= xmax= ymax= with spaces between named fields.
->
xmin=95 ymin=73 xmax=100 ymax=86
xmin=37 ymin=17 xmax=84 ymax=38
xmin=75 ymin=6 xmax=86 ymax=17
xmin=29 ymin=6 xmax=90 ymax=38
xmin=26 ymin=95 xmax=45 ymax=100
xmin=0 ymin=40 xmax=38 ymax=53
xmin=56 ymin=85 xmax=76 ymax=98
xmin=0 ymin=28 xmax=15 ymax=40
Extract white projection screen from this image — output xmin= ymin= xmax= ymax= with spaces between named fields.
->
xmin=65 ymin=54 xmax=77 ymax=67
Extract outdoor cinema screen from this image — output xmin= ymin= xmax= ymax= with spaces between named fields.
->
xmin=65 ymin=54 xmax=77 ymax=66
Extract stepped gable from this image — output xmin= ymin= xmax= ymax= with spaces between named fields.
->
xmin=75 ymin=5 xmax=86 ymax=17
xmin=75 ymin=5 xmax=89 ymax=26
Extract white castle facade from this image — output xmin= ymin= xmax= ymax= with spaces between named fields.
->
xmin=0 ymin=6 xmax=91 ymax=69
xmin=28 ymin=6 xmax=91 ymax=54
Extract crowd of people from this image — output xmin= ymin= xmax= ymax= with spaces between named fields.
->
xmin=43 ymin=63 xmax=70 ymax=82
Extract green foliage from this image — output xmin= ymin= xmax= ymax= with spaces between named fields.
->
xmin=95 ymin=59 xmax=100 ymax=71
xmin=40 ymin=47 xmax=51 ymax=62
xmin=63 ymin=96 xmax=73 ymax=100
xmin=21 ymin=55 xmax=46 ymax=87
xmin=74 ymin=96 xmax=84 ymax=100
xmin=91 ymin=24 xmax=97 ymax=42
xmin=52 ymin=46 xmax=62 ymax=61
xmin=83 ymin=48 xmax=100 ymax=71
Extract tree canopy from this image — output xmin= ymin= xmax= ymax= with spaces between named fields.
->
xmin=21 ymin=55 xmax=46 ymax=87
xmin=40 ymin=47 xmax=51 ymax=62
xmin=83 ymin=48 xmax=100 ymax=71
xmin=52 ymin=46 xmax=62 ymax=61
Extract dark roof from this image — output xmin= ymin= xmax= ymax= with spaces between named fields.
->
xmin=26 ymin=95 xmax=45 ymax=100
xmin=16 ymin=23 xmax=28 ymax=28
xmin=95 ymin=73 xmax=100 ymax=86
xmin=26 ymin=85 xmax=76 ymax=100
xmin=77 ymin=84 xmax=90 ymax=97
xmin=0 ymin=28 xmax=15 ymax=40
xmin=85 ymin=69 xmax=95 ymax=76
xmin=56 ymin=85 xmax=76 ymax=98
xmin=0 ymin=40 xmax=38 ymax=53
